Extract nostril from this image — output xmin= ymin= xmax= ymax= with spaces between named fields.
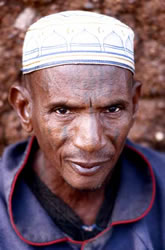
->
xmin=74 ymin=136 xmax=102 ymax=152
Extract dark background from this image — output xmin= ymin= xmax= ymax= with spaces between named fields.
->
xmin=0 ymin=0 xmax=165 ymax=155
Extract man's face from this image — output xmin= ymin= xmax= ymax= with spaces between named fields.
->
xmin=28 ymin=65 xmax=136 ymax=191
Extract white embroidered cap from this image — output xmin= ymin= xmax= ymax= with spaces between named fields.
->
xmin=22 ymin=10 xmax=135 ymax=74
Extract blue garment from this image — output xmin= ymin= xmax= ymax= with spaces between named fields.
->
xmin=0 ymin=136 xmax=165 ymax=250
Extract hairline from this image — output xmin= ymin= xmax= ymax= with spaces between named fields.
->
xmin=22 ymin=65 xmax=134 ymax=92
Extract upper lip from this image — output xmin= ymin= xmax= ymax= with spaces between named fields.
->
xmin=70 ymin=160 xmax=109 ymax=169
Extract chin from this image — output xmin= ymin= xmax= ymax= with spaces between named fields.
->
xmin=65 ymin=178 xmax=105 ymax=192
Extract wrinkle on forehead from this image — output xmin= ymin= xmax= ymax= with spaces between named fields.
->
xmin=28 ymin=65 xmax=133 ymax=97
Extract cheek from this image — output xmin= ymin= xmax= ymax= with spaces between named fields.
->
xmin=103 ymin=115 xmax=133 ymax=143
xmin=36 ymin=117 xmax=70 ymax=151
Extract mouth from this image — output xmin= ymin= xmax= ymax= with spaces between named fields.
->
xmin=70 ymin=160 xmax=108 ymax=175
xmin=72 ymin=163 xmax=101 ymax=174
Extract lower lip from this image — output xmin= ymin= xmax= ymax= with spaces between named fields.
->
xmin=71 ymin=163 xmax=101 ymax=175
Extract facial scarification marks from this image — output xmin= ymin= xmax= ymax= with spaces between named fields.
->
xmin=114 ymin=130 xmax=120 ymax=144
xmin=47 ymin=126 xmax=52 ymax=136
xmin=61 ymin=125 xmax=69 ymax=141
xmin=89 ymin=98 xmax=92 ymax=109
xmin=77 ymin=67 xmax=97 ymax=149
xmin=78 ymin=66 xmax=100 ymax=108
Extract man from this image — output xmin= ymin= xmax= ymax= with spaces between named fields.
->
xmin=0 ymin=10 xmax=165 ymax=250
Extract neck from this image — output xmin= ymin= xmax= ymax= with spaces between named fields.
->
xmin=33 ymin=150 xmax=106 ymax=225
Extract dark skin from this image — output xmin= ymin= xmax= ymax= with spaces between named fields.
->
xmin=9 ymin=65 xmax=141 ymax=225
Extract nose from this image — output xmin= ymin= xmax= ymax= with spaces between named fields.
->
xmin=73 ymin=113 xmax=106 ymax=152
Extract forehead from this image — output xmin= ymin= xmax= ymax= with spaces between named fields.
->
xmin=28 ymin=65 xmax=132 ymax=101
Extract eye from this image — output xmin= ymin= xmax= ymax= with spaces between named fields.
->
xmin=54 ymin=107 xmax=70 ymax=115
xmin=105 ymin=105 xmax=121 ymax=113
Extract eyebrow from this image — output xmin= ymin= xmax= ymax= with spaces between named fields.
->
xmin=45 ymin=101 xmax=83 ymax=110
xmin=45 ymin=98 xmax=130 ymax=110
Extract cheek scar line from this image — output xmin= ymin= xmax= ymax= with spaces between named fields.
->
xmin=89 ymin=98 xmax=92 ymax=108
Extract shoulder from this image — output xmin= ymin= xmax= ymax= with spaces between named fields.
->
xmin=126 ymin=139 xmax=165 ymax=178
xmin=0 ymin=138 xmax=31 ymax=205
xmin=0 ymin=138 xmax=30 ymax=176
xmin=126 ymin=139 xmax=165 ymax=165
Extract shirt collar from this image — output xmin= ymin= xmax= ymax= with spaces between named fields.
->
xmin=6 ymin=136 xmax=155 ymax=246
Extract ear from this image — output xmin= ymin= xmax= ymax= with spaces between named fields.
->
xmin=131 ymin=80 xmax=142 ymax=119
xmin=8 ymin=85 xmax=33 ymax=133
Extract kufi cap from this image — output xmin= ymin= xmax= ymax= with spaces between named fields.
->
xmin=22 ymin=10 xmax=135 ymax=74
